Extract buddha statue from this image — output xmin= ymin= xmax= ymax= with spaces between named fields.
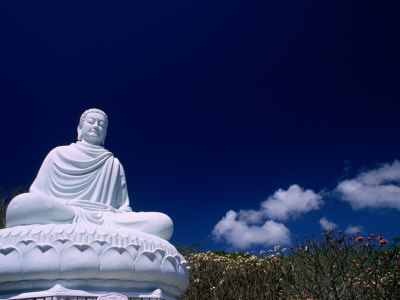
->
xmin=6 ymin=108 xmax=173 ymax=241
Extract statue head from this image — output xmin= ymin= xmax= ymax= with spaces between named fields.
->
xmin=77 ymin=108 xmax=108 ymax=146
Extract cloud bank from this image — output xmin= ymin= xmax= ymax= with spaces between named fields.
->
xmin=212 ymin=160 xmax=400 ymax=250
xmin=212 ymin=185 xmax=322 ymax=249
xmin=261 ymin=185 xmax=323 ymax=220
xmin=336 ymin=160 xmax=400 ymax=210
xmin=212 ymin=210 xmax=290 ymax=249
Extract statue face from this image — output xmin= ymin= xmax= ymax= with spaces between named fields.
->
xmin=79 ymin=112 xmax=108 ymax=145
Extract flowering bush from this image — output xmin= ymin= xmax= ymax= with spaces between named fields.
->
xmin=181 ymin=250 xmax=284 ymax=299
xmin=180 ymin=231 xmax=400 ymax=299
xmin=281 ymin=231 xmax=400 ymax=299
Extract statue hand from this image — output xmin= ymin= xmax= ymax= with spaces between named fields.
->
xmin=67 ymin=200 xmax=114 ymax=211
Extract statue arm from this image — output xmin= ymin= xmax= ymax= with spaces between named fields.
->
xmin=118 ymin=163 xmax=132 ymax=212
xmin=118 ymin=185 xmax=132 ymax=212
xmin=29 ymin=148 xmax=57 ymax=195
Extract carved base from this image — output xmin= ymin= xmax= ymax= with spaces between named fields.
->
xmin=1 ymin=284 xmax=175 ymax=300
xmin=0 ymin=224 xmax=189 ymax=299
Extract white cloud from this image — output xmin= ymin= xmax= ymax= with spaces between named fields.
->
xmin=211 ymin=184 xmax=322 ymax=249
xmin=345 ymin=225 xmax=364 ymax=235
xmin=336 ymin=160 xmax=400 ymax=210
xmin=319 ymin=217 xmax=337 ymax=230
xmin=261 ymin=184 xmax=323 ymax=220
xmin=237 ymin=209 xmax=264 ymax=224
xmin=212 ymin=210 xmax=290 ymax=249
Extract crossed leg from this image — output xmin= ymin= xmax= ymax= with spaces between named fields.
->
xmin=6 ymin=193 xmax=174 ymax=241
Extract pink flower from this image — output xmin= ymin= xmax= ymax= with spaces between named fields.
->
xmin=380 ymin=239 xmax=388 ymax=245
xmin=377 ymin=236 xmax=383 ymax=240
xmin=356 ymin=237 xmax=364 ymax=242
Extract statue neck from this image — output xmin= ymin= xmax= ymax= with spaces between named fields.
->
xmin=78 ymin=140 xmax=104 ymax=148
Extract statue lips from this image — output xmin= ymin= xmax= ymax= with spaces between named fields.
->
xmin=89 ymin=130 xmax=100 ymax=136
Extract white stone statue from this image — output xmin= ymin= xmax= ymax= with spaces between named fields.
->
xmin=6 ymin=108 xmax=173 ymax=241
xmin=0 ymin=109 xmax=188 ymax=300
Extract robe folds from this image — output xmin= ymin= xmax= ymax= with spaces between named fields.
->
xmin=30 ymin=141 xmax=132 ymax=213
xmin=7 ymin=141 xmax=174 ymax=240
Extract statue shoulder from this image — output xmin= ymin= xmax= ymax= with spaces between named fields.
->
xmin=41 ymin=144 xmax=80 ymax=163
xmin=54 ymin=144 xmax=71 ymax=152
xmin=45 ymin=144 xmax=73 ymax=155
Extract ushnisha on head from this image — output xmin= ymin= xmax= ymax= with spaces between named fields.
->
xmin=77 ymin=108 xmax=108 ymax=146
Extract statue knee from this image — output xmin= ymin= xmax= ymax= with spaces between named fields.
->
xmin=6 ymin=193 xmax=75 ymax=228
xmin=159 ymin=213 xmax=173 ymax=231
xmin=154 ymin=213 xmax=174 ymax=241
xmin=6 ymin=193 xmax=32 ymax=227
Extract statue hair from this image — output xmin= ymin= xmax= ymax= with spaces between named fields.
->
xmin=77 ymin=108 xmax=108 ymax=145
xmin=78 ymin=108 xmax=108 ymax=129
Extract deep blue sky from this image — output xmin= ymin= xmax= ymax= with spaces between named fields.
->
xmin=1 ymin=1 xmax=399 ymax=251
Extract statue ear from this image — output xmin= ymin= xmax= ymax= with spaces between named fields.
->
xmin=101 ymin=131 xmax=107 ymax=146
xmin=77 ymin=127 xmax=82 ymax=141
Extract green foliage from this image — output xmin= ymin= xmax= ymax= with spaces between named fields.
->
xmin=211 ymin=250 xmax=252 ymax=261
xmin=392 ymin=237 xmax=400 ymax=253
xmin=180 ymin=231 xmax=400 ymax=300
xmin=181 ymin=250 xmax=284 ymax=299
xmin=175 ymin=242 xmax=204 ymax=258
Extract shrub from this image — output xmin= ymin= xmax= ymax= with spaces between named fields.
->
xmin=281 ymin=231 xmax=400 ymax=299
xmin=182 ymin=251 xmax=284 ymax=299
xmin=180 ymin=231 xmax=400 ymax=300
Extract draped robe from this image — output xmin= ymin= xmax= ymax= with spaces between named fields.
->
xmin=7 ymin=141 xmax=174 ymax=240
xmin=15 ymin=141 xmax=132 ymax=227
xmin=31 ymin=141 xmax=131 ymax=212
